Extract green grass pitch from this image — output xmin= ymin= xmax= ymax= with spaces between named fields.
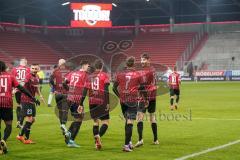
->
xmin=1 ymin=82 xmax=240 ymax=160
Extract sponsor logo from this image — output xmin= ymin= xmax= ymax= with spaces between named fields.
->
xmin=198 ymin=77 xmax=225 ymax=81
xmin=196 ymin=71 xmax=224 ymax=77
xmin=181 ymin=77 xmax=193 ymax=81
xmin=71 ymin=3 xmax=112 ymax=27
xmin=232 ymin=70 xmax=240 ymax=76
xmin=231 ymin=76 xmax=240 ymax=81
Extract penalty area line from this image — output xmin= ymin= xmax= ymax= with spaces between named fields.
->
xmin=175 ymin=139 xmax=240 ymax=160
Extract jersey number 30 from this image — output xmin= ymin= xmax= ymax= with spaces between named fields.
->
xmin=16 ymin=69 xmax=26 ymax=80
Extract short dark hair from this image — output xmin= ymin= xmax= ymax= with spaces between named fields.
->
xmin=94 ymin=59 xmax=103 ymax=70
xmin=31 ymin=63 xmax=39 ymax=66
xmin=141 ymin=52 xmax=150 ymax=59
xmin=80 ymin=60 xmax=89 ymax=66
xmin=87 ymin=65 xmax=95 ymax=73
xmin=0 ymin=61 xmax=7 ymax=73
xmin=126 ymin=56 xmax=135 ymax=68
xmin=53 ymin=64 xmax=58 ymax=69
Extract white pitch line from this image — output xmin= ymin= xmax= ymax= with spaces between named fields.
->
xmin=193 ymin=117 xmax=240 ymax=121
xmin=175 ymin=139 xmax=240 ymax=160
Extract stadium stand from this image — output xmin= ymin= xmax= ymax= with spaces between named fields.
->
xmin=0 ymin=24 xmax=207 ymax=70
xmin=0 ymin=50 xmax=12 ymax=65
xmin=0 ymin=31 xmax=62 ymax=64
xmin=192 ymin=32 xmax=240 ymax=70
xmin=126 ymin=32 xmax=196 ymax=67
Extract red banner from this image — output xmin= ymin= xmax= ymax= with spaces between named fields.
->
xmin=70 ymin=3 xmax=112 ymax=28
xmin=71 ymin=21 xmax=112 ymax=28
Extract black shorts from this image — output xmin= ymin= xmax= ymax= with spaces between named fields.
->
xmin=55 ymin=94 xmax=68 ymax=109
xmin=0 ymin=108 xmax=13 ymax=121
xmin=170 ymin=88 xmax=180 ymax=96
xmin=121 ymin=102 xmax=138 ymax=120
xmin=138 ymin=100 xmax=156 ymax=113
xmin=22 ymin=103 xmax=36 ymax=117
xmin=90 ymin=104 xmax=110 ymax=120
xmin=15 ymin=91 xmax=22 ymax=105
xmin=39 ymin=79 xmax=43 ymax=85
xmin=69 ymin=102 xmax=84 ymax=119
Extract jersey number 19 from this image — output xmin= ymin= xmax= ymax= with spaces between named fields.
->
xmin=91 ymin=77 xmax=99 ymax=91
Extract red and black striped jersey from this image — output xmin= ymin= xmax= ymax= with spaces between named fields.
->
xmin=0 ymin=72 xmax=19 ymax=108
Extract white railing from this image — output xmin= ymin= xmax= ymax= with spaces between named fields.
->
xmin=176 ymin=25 xmax=206 ymax=70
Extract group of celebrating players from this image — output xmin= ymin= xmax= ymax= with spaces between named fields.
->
xmin=0 ymin=52 xmax=181 ymax=154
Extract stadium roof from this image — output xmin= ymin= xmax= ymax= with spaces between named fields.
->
xmin=0 ymin=0 xmax=240 ymax=26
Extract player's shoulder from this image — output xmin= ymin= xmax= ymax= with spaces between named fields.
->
xmin=11 ymin=66 xmax=16 ymax=71
xmin=1 ymin=71 xmax=11 ymax=77
xmin=2 ymin=71 xmax=16 ymax=81
xmin=11 ymin=66 xmax=19 ymax=73
xmin=25 ymin=66 xmax=30 ymax=70
xmin=142 ymin=65 xmax=155 ymax=71
xmin=101 ymin=72 xmax=110 ymax=81
xmin=17 ymin=65 xmax=29 ymax=69
xmin=174 ymin=72 xmax=180 ymax=76
xmin=115 ymin=70 xmax=124 ymax=77
xmin=25 ymin=72 xmax=32 ymax=78
xmin=55 ymin=67 xmax=67 ymax=74
xmin=176 ymin=73 xmax=180 ymax=76
xmin=26 ymin=72 xmax=32 ymax=80
xmin=65 ymin=68 xmax=72 ymax=73
xmin=52 ymin=67 xmax=59 ymax=74
xmin=80 ymin=70 xmax=87 ymax=75
xmin=146 ymin=66 xmax=156 ymax=74
xmin=99 ymin=71 xmax=109 ymax=77
xmin=56 ymin=67 xmax=67 ymax=72
xmin=74 ymin=70 xmax=86 ymax=77
xmin=68 ymin=70 xmax=77 ymax=76
xmin=132 ymin=68 xmax=141 ymax=74
xmin=55 ymin=67 xmax=60 ymax=71
xmin=124 ymin=69 xmax=138 ymax=76
xmin=137 ymin=68 xmax=145 ymax=74
xmin=15 ymin=65 xmax=21 ymax=69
